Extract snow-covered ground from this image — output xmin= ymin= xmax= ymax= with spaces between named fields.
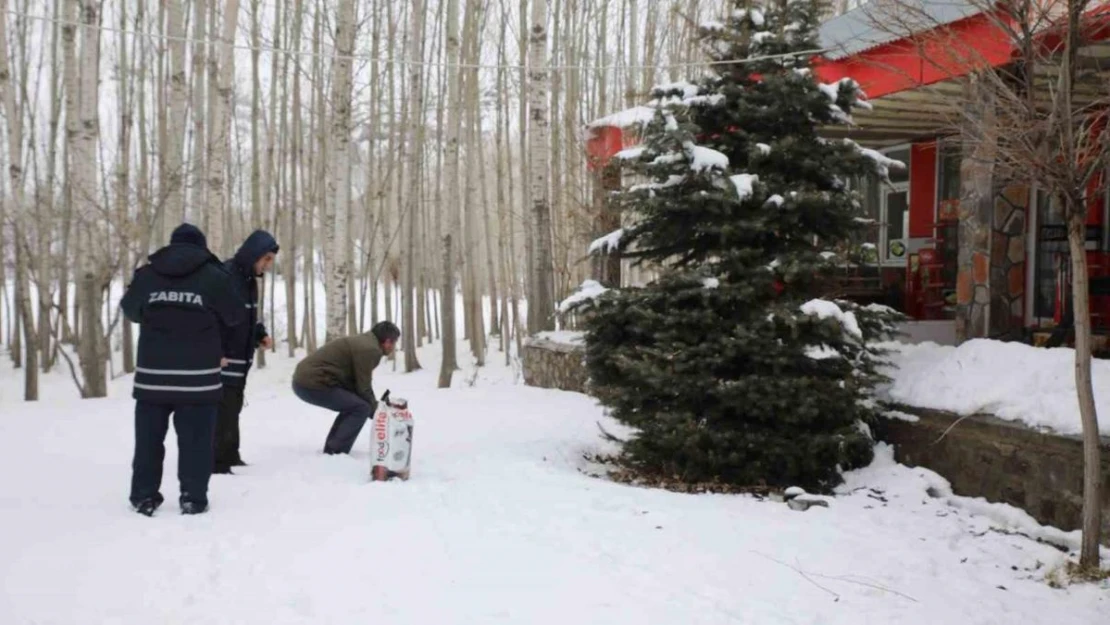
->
xmin=1 ymin=337 xmax=1107 ymax=624
xmin=881 ymin=339 xmax=1110 ymax=436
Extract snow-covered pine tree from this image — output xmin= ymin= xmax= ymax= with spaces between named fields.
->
xmin=566 ymin=0 xmax=903 ymax=492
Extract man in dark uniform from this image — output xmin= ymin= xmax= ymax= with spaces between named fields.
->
xmin=214 ymin=229 xmax=279 ymax=474
xmin=120 ymin=223 xmax=246 ymax=516
xmin=291 ymin=321 xmax=400 ymax=455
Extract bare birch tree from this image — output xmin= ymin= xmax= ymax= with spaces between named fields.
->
xmin=0 ymin=0 xmax=36 ymax=399
xmin=528 ymin=0 xmax=555 ymax=332
xmin=437 ymin=0 xmax=463 ymax=386
xmin=404 ymin=0 xmax=426 ymax=372
xmin=164 ymin=0 xmax=189 ymax=233
xmin=205 ymin=0 xmax=241 ymax=258
xmin=325 ymin=0 xmax=356 ymax=341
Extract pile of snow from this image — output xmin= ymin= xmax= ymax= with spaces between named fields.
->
xmin=588 ymin=106 xmax=657 ymax=130
xmin=630 ymin=175 xmax=686 ymax=193
xmin=730 ymin=173 xmax=759 ymax=201
xmin=735 ymin=7 xmax=766 ymax=27
xmin=615 ymin=146 xmax=645 ymax=161
xmin=557 ymin=280 xmax=609 ymax=314
xmin=530 ymin=330 xmax=585 ymax=346
xmin=800 ymin=298 xmax=863 ymax=339
xmin=845 ymin=138 xmax=905 ymax=180
xmin=881 ymin=339 xmax=1110 ymax=436
xmin=588 ymin=229 xmax=624 ymax=255
xmin=686 ymin=142 xmax=730 ymax=172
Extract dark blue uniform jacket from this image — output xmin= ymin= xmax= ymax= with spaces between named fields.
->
xmin=220 ymin=230 xmax=279 ymax=388
xmin=120 ymin=243 xmax=246 ymax=404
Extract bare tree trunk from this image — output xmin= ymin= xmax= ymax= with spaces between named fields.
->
xmin=248 ymin=0 xmax=269 ymax=367
xmin=136 ymin=1 xmax=154 ymax=265
xmin=204 ymin=0 xmax=240 ymax=258
xmin=1065 ymin=202 xmax=1103 ymax=568
xmin=165 ymin=0 xmax=188 ymax=228
xmin=519 ymin=0 xmax=535 ymax=334
xmin=38 ymin=0 xmax=62 ymax=371
xmin=285 ymin=0 xmax=303 ymax=356
xmin=461 ymin=0 xmax=484 ymax=363
xmin=75 ymin=0 xmax=106 ymax=398
xmin=528 ymin=0 xmax=555 ymax=332
xmin=437 ymin=0 xmax=462 ymax=386
xmin=191 ymin=0 xmax=208 ymax=227
xmin=403 ymin=0 xmax=425 ymax=372
xmin=324 ymin=0 xmax=355 ymax=341
xmin=117 ymin=0 xmax=135 ymax=374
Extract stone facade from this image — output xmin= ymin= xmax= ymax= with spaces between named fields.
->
xmin=521 ymin=335 xmax=588 ymax=394
xmin=955 ymin=113 xmax=995 ymax=342
xmin=877 ymin=407 xmax=1110 ymax=546
xmin=956 ymin=173 xmax=1029 ymax=340
xmin=989 ymin=183 xmax=1029 ymax=338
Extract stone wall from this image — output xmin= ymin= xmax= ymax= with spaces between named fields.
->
xmin=989 ymin=184 xmax=1028 ymax=338
xmin=877 ymin=407 xmax=1110 ymax=546
xmin=521 ymin=334 xmax=588 ymax=394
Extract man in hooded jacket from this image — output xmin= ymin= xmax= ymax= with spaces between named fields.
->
xmin=120 ymin=223 xmax=246 ymax=516
xmin=214 ymin=229 xmax=279 ymax=474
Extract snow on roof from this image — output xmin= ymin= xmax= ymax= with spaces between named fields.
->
xmin=818 ymin=0 xmax=984 ymax=61
xmin=587 ymin=106 xmax=657 ymax=130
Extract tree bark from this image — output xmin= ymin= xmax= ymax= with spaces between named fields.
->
xmin=285 ymin=0 xmax=303 ymax=356
xmin=191 ymin=0 xmax=208 ymax=227
xmin=165 ymin=0 xmax=189 ymax=229
xmin=117 ymin=0 xmax=135 ymax=374
xmin=325 ymin=0 xmax=356 ymax=342
xmin=75 ymin=0 xmax=106 ymax=398
xmin=437 ymin=0 xmax=462 ymax=386
xmin=403 ymin=0 xmax=425 ymax=372
xmin=204 ymin=0 xmax=240 ymax=258
xmin=528 ymin=0 xmax=555 ymax=332
xmin=1065 ymin=203 xmax=1103 ymax=569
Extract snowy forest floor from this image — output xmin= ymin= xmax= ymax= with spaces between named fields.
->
xmin=1 ymin=340 xmax=1108 ymax=624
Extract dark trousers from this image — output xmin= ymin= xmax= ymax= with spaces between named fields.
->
xmin=130 ymin=401 xmax=218 ymax=508
xmin=291 ymin=383 xmax=374 ymax=454
xmin=214 ymin=386 xmax=245 ymax=467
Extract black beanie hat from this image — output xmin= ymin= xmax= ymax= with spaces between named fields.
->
xmin=170 ymin=223 xmax=208 ymax=249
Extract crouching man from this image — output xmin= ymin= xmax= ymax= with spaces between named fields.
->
xmin=120 ymin=223 xmax=246 ymax=516
xmin=291 ymin=321 xmax=400 ymax=455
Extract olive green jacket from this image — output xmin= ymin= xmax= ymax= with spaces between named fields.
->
xmin=292 ymin=332 xmax=384 ymax=405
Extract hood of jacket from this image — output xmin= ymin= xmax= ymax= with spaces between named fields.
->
xmin=233 ymin=230 xmax=279 ymax=276
xmin=148 ymin=243 xmax=221 ymax=278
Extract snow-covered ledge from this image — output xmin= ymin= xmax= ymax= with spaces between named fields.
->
xmin=522 ymin=331 xmax=587 ymax=394
xmin=878 ymin=406 xmax=1110 ymax=547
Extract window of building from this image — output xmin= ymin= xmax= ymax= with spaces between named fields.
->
xmin=848 ymin=146 xmax=910 ymax=266
xmin=937 ymin=141 xmax=961 ymax=206
xmin=877 ymin=146 xmax=910 ymax=265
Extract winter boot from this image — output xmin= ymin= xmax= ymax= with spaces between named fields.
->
xmin=212 ymin=463 xmax=234 ymax=475
xmin=180 ymin=500 xmax=209 ymax=515
xmin=132 ymin=498 xmax=161 ymax=517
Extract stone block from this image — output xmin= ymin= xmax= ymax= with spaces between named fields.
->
xmin=521 ymin=335 xmax=588 ymax=394
xmin=1008 ymin=236 xmax=1025 ymax=264
xmin=972 ymin=252 xmax=989 ymax=284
